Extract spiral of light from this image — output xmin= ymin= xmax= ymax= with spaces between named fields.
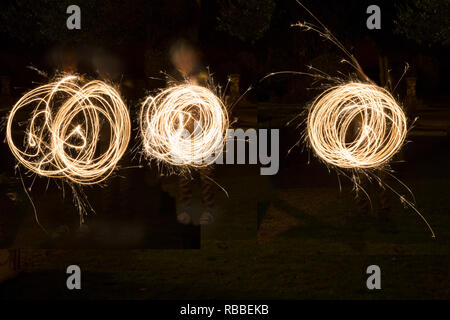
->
xmin=307 ymin=82 xmax=407 ymax=169
xmin=6 ymin=75 xmax=131 ymax=184
xmin=140 ymin=84 xmax=229 ymax=168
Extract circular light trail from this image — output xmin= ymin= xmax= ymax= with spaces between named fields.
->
xmin=6 ymin=75 xmax=131 ymax=185
xmin=307 ymin=82 xmax=407 ymax=169
xmin=140 ymin=84 xmax=229 ymax=168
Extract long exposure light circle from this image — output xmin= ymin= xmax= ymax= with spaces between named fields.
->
xmin=140 ymin=84 xmax=229 ymax=168
xmin=307 ymin=82 xmax=407 ymax=169
xmin=6 ymin=76 xmax=131 ymax=184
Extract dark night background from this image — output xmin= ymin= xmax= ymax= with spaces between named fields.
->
xmin=0 ymin=0 xmax=449 ymax=299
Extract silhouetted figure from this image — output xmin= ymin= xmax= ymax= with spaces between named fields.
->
xmin=170 ymin=39 xmax=216 ymax=225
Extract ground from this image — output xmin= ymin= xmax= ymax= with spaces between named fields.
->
xmin=0 ymin=102 xmax=449 ymax=299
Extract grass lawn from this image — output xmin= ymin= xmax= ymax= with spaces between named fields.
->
xmin=0 ymin=106 xmax=449 ymax=299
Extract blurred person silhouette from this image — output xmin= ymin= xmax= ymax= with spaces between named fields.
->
xmin=347 ymin=103 xmax=396 ymax=233
xmin=347 ymin=115 xmax=395 ymax=233
xmin=170 ymin=39 xmax=215 ymax=225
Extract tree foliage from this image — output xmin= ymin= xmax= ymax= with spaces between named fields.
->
xmin=217 ymin=0 xmax=276 ymax=44
xmin=0 ymin=0 xmax=155 ymax=47
xmin=394 ymin=0 xmax=450 ymax=46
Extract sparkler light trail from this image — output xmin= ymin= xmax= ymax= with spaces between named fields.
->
xmin=6 ymin=75 xmax=131 ymax=185
xmin=305 ymin=81 xmax=434 ymax=237
xmin=140 ymin=84 xmax=229 ymax=168
xmin=307 ymin=82 xmax=407 ymax=169
xmin=265 ymin=1 xmax=435 ymax=237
